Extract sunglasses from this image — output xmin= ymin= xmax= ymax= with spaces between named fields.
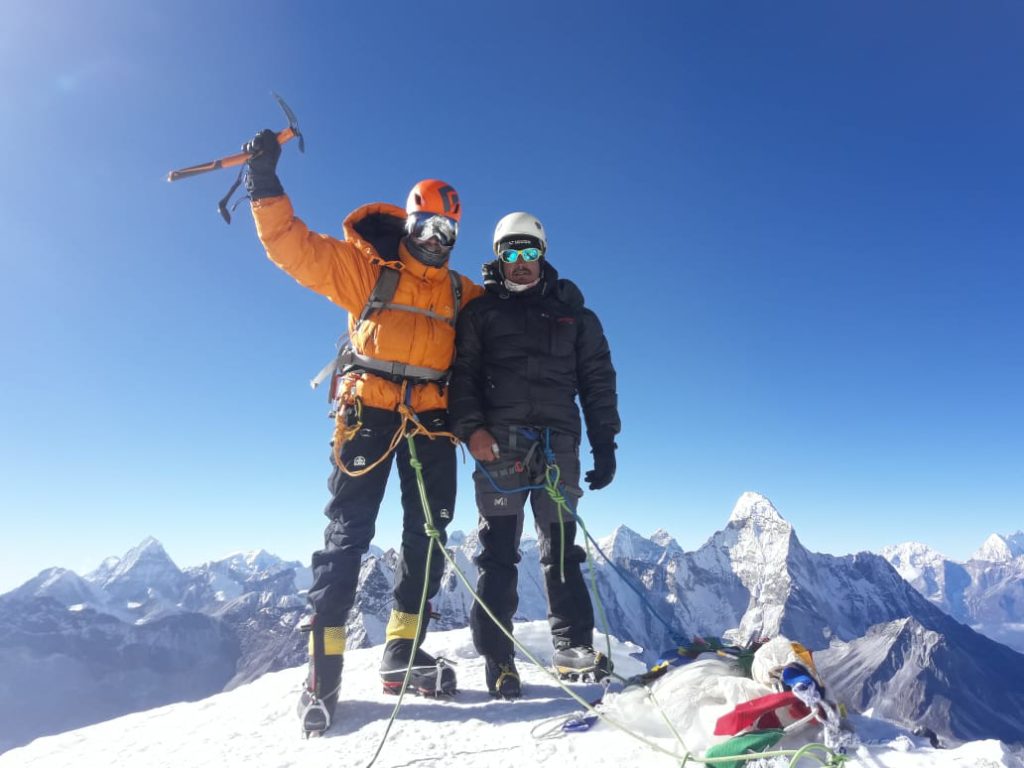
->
xmin=499 ymin=247 xmax=543 ymax=263
xmin=407 ymin=212 xmax=459 ymax=247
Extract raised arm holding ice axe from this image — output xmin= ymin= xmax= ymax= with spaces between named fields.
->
xmin=169 ymin=95 xmax=483 ymax=737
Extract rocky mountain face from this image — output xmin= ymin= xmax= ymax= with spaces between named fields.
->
xmin=882 ymin=532 xmax=1024 ymax=654
xmin=580 ymin=493 xmax=968 ymax=656
xmin=816 ymin=616 xmax=1024 ymax=745
xmin=3 ymin=493 xmax=1023 ymax=753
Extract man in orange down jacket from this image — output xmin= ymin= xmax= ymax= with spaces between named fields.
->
xmin=242 ymin=129 xmax=483 ymax=736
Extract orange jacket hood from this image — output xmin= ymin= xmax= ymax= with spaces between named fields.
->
xmin=252 ymin=195 xmax=483 ymax=412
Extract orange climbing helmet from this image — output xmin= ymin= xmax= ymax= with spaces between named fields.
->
xmin=406 ymin=179 xmax=462 ymax=222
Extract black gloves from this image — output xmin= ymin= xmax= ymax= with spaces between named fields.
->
xmin=585 ymin=442 xmax=617 ymax=491
xmin=244 ymin=128 xmax=284 ymax=200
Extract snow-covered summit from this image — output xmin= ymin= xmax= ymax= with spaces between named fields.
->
xmin=650 ymin=528 xmax=683 ymax=559
xmin=92 ymin=536 xmax=180 ymax=585
xmin=87 ymin=536 xmax=185 ymax=606
xmin=972 ymin=532 xmax=1024 ymax=563
xmin=85 ymin=555 xmax=121 ymax=583
xmin=649 ymin=528 xmax=675 ymax=547
xmin=881 ymin=541 xmax=948 ymax=582
xmin=599 ymin=524 xmax=664 ymax=562
xmin=713 ymin=491 xmax=797 ymax=568
xmin=2 ymin=623 xmax=1019 ymax=768
xmin=727 ymin=491 xmax=787 ymax=528
xmin=221 ymin=549 xmax=279 ymax=572
xmin=200 ymin=548 xmax=304 ymax=582
xmin=5 ymin=567 xmax=101 ymax=607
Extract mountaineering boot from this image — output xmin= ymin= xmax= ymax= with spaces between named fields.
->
xmin=379 ymin=609 xmax=457 ymax=697
xmin=380 ymin=639 xmax=457 ymax=696
xmin=485 ymin=657 xmax=522 ymax=700
xmin=297 ymin=617 xmax=345 ymax=737
xmin=552 ymin=641 xmax=613 ymax=683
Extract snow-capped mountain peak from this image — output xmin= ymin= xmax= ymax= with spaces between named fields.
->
xmin=972 ymin=532 xmax=1024 ymax=563
xmin=599 ymin=524 xmax=663 ymax=562
xmin=5 ymin=494 xmax=1024 ymax=756
xmin=649 ymin=528 xmax=676 ymax=548
xmin=881 ymin=542 xmax=948 ymax=582
xmin=211 ymin=549 xmax=290 ymax=578
xmin=650 ymin=528 xmax=684 ymax=560
xmin=84 ymin=555 xmax=121 ymax=583
xmin=721 ymin=492 xmax=795 ymax=556
xmin=84 ymin=537 xmax=185 ymax=607
xmin=106 ymin=536 xmax=178 ymax=580
xmin=239 ymin=549 xmax=276 ymax=570
xmin=727 ymin=491 xmax=786 ymax=525
xmin=6 ymin=567 xmax=101 ymax=607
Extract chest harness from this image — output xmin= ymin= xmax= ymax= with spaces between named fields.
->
xmin=309 ymin=263 xmax=464 ymax=477
xmin=310 ymin=264 xmax=463 ymax=416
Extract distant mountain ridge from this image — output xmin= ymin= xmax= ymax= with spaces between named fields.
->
xmin=0 ymin=537 xmax=316 ymax=753
xmin=2 ymin=492 xmax=1023 ymax=753
xmin=882 ymin=532 xmax=1024 ymax=654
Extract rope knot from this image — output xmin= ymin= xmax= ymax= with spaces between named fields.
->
xmin=546 ymin=486 xmax=566 ymax=505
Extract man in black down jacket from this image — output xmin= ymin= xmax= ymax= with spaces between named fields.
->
xmin=449 ymin=211 xmax=620 ymax=699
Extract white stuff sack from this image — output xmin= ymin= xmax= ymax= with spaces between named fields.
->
xmin=601 ymin=658 xmax=774 ymax=754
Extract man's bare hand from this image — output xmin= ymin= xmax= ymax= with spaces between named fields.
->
xmin=468 ymin=428 xmax=500 ymax=462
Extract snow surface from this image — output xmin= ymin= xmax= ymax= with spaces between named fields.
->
xmin=4 ymin=622 xmax=1021 ymax=768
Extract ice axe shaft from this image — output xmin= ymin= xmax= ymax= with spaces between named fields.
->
xmin=167 ymin=126 xmax=298 ymax=182
xmin=166 ymin=92 xmax=303 ymax=183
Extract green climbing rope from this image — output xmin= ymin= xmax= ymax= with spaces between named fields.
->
xmin=359 ymin=434 xmax=443 ymax=768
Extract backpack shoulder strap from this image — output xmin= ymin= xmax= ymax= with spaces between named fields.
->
xmin=357 ymin=264 xmax=401 ymax=325
xmin=313 ymin=265 xmax=463 ymax=393
xmin=449 ymin=269 xmax=462 ymax=319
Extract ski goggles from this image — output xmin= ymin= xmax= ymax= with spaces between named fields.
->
xmin=499 ymin=247 xmax=543 ymax=263
xmin=406 ymin=212 xmax=459 ymax=247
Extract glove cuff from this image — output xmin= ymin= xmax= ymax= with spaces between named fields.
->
xmin=246 ymin=172 xmax=284 ymax=201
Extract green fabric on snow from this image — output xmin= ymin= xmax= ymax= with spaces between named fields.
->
xmin=703 ymin=729 xmax=785 ymax=767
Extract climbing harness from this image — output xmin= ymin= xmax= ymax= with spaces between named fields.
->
xmin=326 ymin=382 xmax=460 ymax=480
xmin=307 ymin=263 xmax=465 ymax=479
xmin=311 ymin=264 xmax=463 ymax=409
xmin=473 ymin=427 xmax=619 ymax=677
xmin=472 ymin=427 xmax=580 ymax=584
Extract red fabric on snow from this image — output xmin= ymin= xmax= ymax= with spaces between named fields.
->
xmin=714 ymin=691 xmax=811 ymax=736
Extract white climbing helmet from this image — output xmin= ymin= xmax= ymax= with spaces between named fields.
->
xmin=492 ymin=211 xmax=547 ymax=255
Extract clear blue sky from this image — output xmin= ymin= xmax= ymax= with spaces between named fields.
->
xmin=1 ymin=1 xmax=1021 ymax=592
